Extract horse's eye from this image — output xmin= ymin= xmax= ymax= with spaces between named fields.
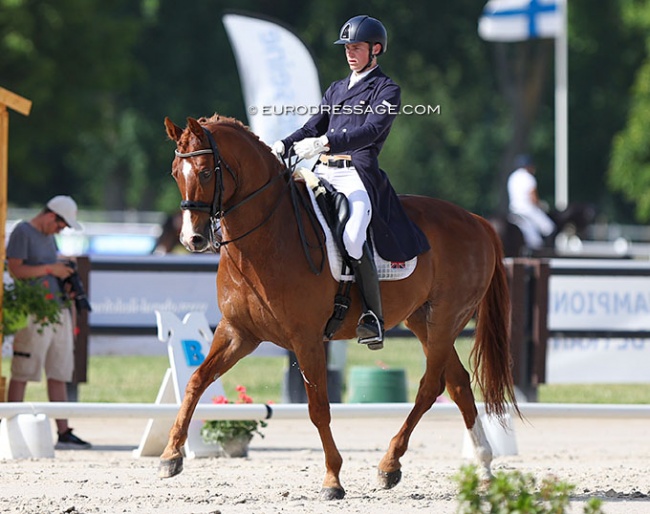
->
xmin=200 ymin=169 xmax=212 ymax=181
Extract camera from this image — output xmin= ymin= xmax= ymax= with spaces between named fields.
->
xmin=60 ymin=261 xmax=92 ymax=312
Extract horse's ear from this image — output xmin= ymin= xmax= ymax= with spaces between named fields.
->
xmin=186 ymin=117 xmax=206 ymax=142
xmin=164 ymin=117 xmax=183 ymax=142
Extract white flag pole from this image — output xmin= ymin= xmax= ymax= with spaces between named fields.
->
xmin=554 ymin=0 xmax=568 ymax=209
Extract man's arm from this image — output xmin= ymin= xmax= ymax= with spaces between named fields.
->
xmin=7 ymin=258 xmax=73 ymax=280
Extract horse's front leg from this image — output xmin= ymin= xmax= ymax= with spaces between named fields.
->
xmin=294 ymin=344 xmax=345 ymax=500
xmin=159 ymin=322 xmax=253 ymax=478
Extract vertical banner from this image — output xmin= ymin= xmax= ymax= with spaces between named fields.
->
xmin=222 ymin=12 xmax=322 ymax=150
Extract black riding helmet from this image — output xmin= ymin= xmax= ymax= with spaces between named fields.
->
xmin=334 ymin=15 xmax=387 ymax=55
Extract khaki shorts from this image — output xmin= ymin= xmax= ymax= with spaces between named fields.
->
xmin=11 ymin=309 xmax=74 ymax=383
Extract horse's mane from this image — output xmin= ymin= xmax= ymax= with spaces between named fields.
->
xmin=197 ymin=113 xmax=272 ymax=152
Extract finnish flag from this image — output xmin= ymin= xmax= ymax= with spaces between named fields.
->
xmin=478 ymin=0 xmax=562 ymax=42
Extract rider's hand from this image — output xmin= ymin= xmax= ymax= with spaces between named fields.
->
xmin=294 ymin=136 xmax=329 ymax=160
xmin=271 ymin=140 xmax=285 ymax=158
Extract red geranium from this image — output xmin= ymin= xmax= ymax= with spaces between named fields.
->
xmin=201 ymin=385 xmax=268 ymax=446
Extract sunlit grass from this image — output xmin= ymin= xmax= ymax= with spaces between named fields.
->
xmin=2 ymin=337 xmax=649 ymax=404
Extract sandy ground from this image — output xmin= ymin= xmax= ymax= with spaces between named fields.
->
xmin=0 ymin=413 xmax=649 ymax=514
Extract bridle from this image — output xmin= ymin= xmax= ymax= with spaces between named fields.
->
xmin=174 ymin=126 xmax=288 ymax=249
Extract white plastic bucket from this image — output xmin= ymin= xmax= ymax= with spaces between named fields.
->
xmin=462 ymin=412 xmax=518 ymax=458
xmin=0 ymin=414 xmax=55 ymax=459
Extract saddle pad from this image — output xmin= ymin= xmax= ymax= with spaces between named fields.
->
xmin=297 ymin=168 xmax=417 ymax=282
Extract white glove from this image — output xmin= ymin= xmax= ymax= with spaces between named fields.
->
xmin=271 ymin=140 xmax=285 ymax=157
xmin=294 ymin=135 xmax=329 ymax=160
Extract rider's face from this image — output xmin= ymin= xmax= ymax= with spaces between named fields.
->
xmin=345 ymin=42 xmax=373 ymax=72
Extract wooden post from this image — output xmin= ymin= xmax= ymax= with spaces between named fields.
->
xmin=72 ymin=256 xmax=90 ymax=384
xmin=506 ymin=258 xmax=551 ymax=402
xmin=531 ymin=259 xmax=550 ymax=385
xmin=0 ymin=87 xmax=32 ymax=402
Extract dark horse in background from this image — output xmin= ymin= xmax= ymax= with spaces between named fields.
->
xmin=158 ymin=114 xmax=519 ymax=500
xmin=490 ymin=203 xmax=597 ymax=258
xmin=152 ymin=212 xmax=186 ymax=254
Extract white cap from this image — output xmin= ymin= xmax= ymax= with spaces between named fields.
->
xmin=46 ymin=195 xmax=82 ymax=230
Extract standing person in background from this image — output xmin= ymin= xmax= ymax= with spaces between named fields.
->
xmin=6 ymin=195 xmax=91 ymax=449
xmin=507 ymin=154 xmax=556 ymax=250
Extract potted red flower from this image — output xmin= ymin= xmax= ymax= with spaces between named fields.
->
xmin=200 ymin=385 xmax=267 ymax=457
xmin=2 ymin=275 xmax=66 ymax=337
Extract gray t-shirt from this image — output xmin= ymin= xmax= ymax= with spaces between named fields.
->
xmin=6 ymin=221 xmax=65 ymax=304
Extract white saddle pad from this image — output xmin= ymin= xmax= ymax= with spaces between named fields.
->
xmin=295 ymin=168 xmax=417 ymax=282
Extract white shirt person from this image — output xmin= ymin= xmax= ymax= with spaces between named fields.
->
xmin=507 ymin=155 xmax=556 ymax=249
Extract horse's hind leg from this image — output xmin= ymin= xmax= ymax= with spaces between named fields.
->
xmin=293 ymin=342 xmax=345 ymax=500
xmin=376 ymin=307 xmax=452 ymax=489
xmin=159 ymin=322 xmax=254 ymax=478
xmin=445 ymin=348 xmax=493 ymax=480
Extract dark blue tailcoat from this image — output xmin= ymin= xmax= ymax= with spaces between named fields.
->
xmin=282 ymin=67 xmax=430 ymax=262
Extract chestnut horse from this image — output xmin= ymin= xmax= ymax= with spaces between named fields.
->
xmin=159 ymin=114 xmax=518 ymax=500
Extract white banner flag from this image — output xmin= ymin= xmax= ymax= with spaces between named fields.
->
xmin=222 ymin=12 xmax=322 ymax=148
xmin=478 ymin=0 xmax=561 ymax=42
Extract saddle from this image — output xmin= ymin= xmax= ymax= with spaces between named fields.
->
xmin=293 ymin=167 xmax=417 ymax=340
xmin=293 ymin=167 xmax=417 ymax=282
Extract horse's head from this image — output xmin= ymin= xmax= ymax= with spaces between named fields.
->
xmin=551 ymin=202 xmax=597 ymax=238
xmin=165 ymin=114 xmax=284 ymax=253
xmin=164 ymin=116 xmax=235 ymax=252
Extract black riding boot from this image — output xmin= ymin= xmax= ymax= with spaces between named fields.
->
xmin=351 ymin=245 xmax=384 ymax=351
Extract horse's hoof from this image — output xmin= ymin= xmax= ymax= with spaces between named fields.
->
xmin=158 ymin=457 xmax=183 ymax=478
xmin=479 ymin=473 xmax=493 ymax=489
xmin=377 ymin=468 xmax=402 ymax=489
xmin=319 ymin=487 xmax=346 ymax=500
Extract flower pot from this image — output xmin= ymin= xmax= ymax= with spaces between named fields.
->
xmin=219 ymin=434 xmax=253 ymax=458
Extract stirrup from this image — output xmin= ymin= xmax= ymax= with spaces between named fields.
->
xmin=356 ymin=311 xmax=384 ymax=350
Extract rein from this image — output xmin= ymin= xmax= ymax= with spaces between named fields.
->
xmin=174 ymin=127 xmax=324 ymax=273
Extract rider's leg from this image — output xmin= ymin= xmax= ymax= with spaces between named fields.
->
xmin=338 ymin=185 xmax=383 ymax=348
xmin=350 ymin=243 xmax=384 ymax=348
xmin=316 ymin=164 xmax=384 ymax=349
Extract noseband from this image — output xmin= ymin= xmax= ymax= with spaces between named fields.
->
xmin=174 ymin=126 xmax=288 ymax=249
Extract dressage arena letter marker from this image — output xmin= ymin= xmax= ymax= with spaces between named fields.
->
xmin=134 ymin=311 xmax=225 ymax=459
xmin=181 ymin=339 xmax=206 ymax=366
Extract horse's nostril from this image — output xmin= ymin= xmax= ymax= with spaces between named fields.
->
xmin=191 ymin=234 xmax=205 ymax=245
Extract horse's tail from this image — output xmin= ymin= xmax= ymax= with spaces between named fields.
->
xmin=470 ymin=220 xmax=520 ymax=419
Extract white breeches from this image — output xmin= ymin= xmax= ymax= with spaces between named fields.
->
xmin=315 ymin=163 xmax=371 ymax=260
xmin=510 ymin=206 xmax=555 ymax=249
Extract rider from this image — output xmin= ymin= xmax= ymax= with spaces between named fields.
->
xmin=507 ymin=154 xmax=556 ymax=250
xmin=272 ymin=15 xmax=429 ymax=349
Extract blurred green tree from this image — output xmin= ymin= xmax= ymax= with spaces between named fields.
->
xmin=1 ymin=0 xmax=648 ymax=224
xmin=608 ymin=1 xmax=650 ymax=222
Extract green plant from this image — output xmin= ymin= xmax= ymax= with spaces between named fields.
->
xmin=2 ymin=277 xmax=66 ymax=336
xmin=454 ymin=465 xmax=605 ymax=514
xmin=200 ymin=385 xmax=268 ymax=445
